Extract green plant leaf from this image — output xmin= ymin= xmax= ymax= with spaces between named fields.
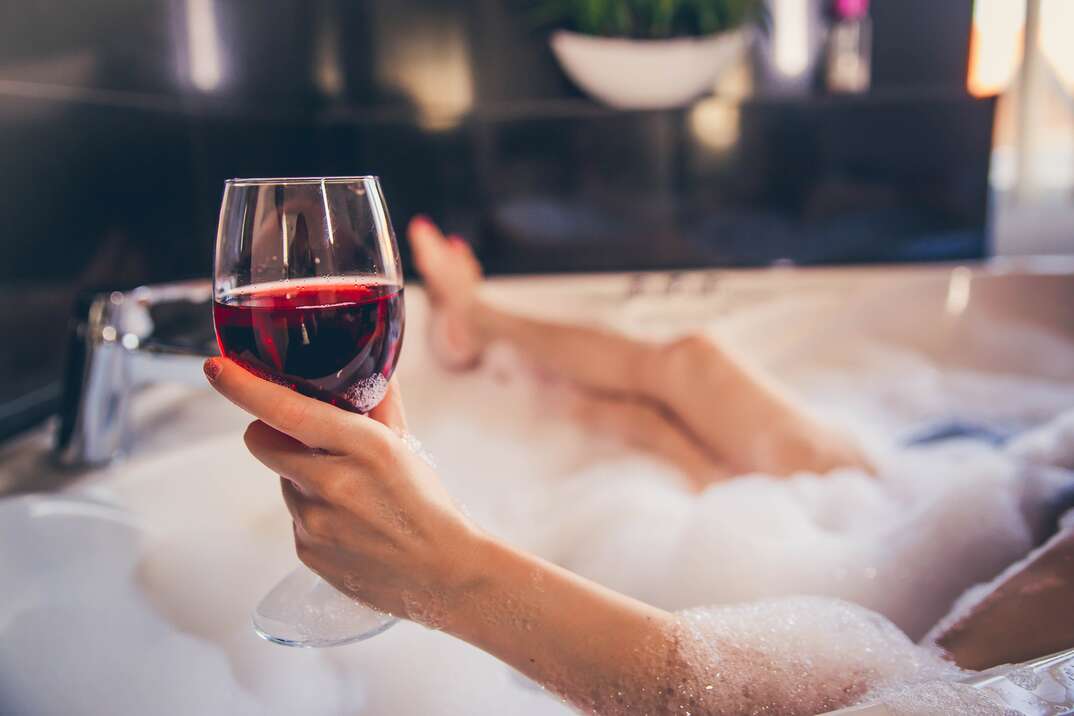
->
xmin=529 ymin=0 xmax=759 ymax=38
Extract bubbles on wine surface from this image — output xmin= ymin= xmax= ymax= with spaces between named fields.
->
xmin=342 ymin=373 xmax=388 ymax=413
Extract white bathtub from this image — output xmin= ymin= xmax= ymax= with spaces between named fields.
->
xmin=2 ymin=259 xmax=1073 ymax=715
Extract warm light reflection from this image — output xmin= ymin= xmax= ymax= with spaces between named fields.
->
xmin=375 ymin=14 xmax=474 ymax=131
xmin=967 ymin=0 xmax=1025 ymax=96
xmin=714 ymin=52 xmax=753 ymax=99
xmin=1040 ymin=0 xmax=1074 ymax=90
xmin=320 ymin=179 xmax=336 ymax=247
xmin=314 ymin=14 xmax=344 ymax=98
xmin=771 ymin=0 xmax=810 ymax=77
xmin=689 ymin=99 xmax=740 ymax=151
xmin=186 ymin=0 xmax=222 ymax=91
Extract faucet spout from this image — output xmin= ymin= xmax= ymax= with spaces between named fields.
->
xmin=55 ymin=280 xmax=216 ymax=467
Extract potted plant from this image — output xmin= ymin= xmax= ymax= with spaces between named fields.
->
xmin=538 ymin=0 xmax=758 ymax=109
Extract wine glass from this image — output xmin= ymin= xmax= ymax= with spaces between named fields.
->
xmin=213 ymin=176 xmax=405 ymax=647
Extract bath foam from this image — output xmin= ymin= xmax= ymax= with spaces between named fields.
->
xmin=533 ymin=440 xmax=1039 ymax=640
xmin=864 ymin=680 xmax=1009 ymax=715
xmin=1007 ymin=409 xmax=1074 ymax=470
xmin=482 ymin=346 xmax=1074 ymax=643
xmin=666 ymin=597 xmax=961 ymax=716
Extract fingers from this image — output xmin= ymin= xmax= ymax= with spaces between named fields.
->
xmin=244 ymin=420 xmax=327 ymax=491
xmin=367 ymin=379 xmax=407 ymax=432
xmin=244 ymin=411 xmax=398 ymax=499
xmin=247 ymin=419 xmax=395 ymax=504
xmin=280 ymin=476 xmax=302 ymax=516
xmin=205 ymin=357 xmax=362 ymax=452
xmin=280 ymin=478 xmax=333 ymax=543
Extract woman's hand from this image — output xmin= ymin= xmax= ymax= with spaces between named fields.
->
xmin=203 ymin=357 xmax=483 ymax=619
xmin=205 ymin=358 xmax=686 ymax=714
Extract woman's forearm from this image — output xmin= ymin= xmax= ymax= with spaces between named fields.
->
xmin=444 ymin=532 xmax=680 ymax=713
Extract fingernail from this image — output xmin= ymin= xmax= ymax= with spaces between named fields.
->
xmin=410 ymin=214 xmax=430 ymax=231
xmin=203 ymin=358 xmax=222 ymax=382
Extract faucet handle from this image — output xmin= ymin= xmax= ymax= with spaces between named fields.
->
xmin=54 ymin=280 xmax=215 ymax=467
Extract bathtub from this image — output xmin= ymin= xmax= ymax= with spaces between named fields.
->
xmin=1 ymin=258 xmax=1073 ymax=715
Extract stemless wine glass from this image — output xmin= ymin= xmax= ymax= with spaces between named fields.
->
xmin=213 ymin=177 xmax=405 ymax=647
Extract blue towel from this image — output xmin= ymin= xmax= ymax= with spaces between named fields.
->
xmin=903 ymin=419 xmax=1019 ymax=448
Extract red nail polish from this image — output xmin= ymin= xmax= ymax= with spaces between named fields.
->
xmin=204 ymin=358 xmax=222 ymax=382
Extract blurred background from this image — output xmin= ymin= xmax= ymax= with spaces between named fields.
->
xmin=1 ymin=0 xmax=1071 ymax=440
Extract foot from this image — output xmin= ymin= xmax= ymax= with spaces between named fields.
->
xmin=407 ymin=216 xmax=484 ymax=370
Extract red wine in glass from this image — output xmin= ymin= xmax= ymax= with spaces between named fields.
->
xmin=214 ymin=176 xmax=405 ymax=647
xmin=214 ymin=280 xmax=404 ymax=413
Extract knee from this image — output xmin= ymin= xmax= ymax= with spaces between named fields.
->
xmin=658 ymin=333 xmax=724 ymax=375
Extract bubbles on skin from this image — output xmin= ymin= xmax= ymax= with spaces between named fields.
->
xmin=395 ymin=430 xmax=437 ymax=467
xmin=339 ymin=573 xmax=391 ymax=614
xmin=374 ymin=498 xmax=415 ymax=537
xmin=475 ymin=591 xmax=538 ymax=633
xmin=670 ymin=597 xmax=965 ymax=716
xmin=542 ymin=597 xmax=969 ymax=716
xmin=343 ymin=373 xmax=388 ymax=413
xmin=401 ymin=588 xmax=450 ymax=631
xmin=369 ymin=431 xmax=434 ymax=543
xmin=529 ymin=568 xmax=547 ymax=594
xmin=342 ymin=573 xmax=365 ymax=595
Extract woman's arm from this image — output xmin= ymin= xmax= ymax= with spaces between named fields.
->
xmin=444 ymin=534 xmax=679 ymax=712
xmin=203 ymin=357 xmax=681 ymax=713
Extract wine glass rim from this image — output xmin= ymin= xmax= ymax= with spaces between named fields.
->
xmin=225 ymin=175 xmax=380 ymax=186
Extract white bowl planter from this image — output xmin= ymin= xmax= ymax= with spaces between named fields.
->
xmin=550 ymin=28 xmax=749 ymax=110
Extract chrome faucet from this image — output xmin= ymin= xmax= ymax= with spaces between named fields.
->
xmin=55 ymin=280 xmax=216 ymax=467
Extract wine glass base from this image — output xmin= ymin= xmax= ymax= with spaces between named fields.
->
xmin=252 ymin=566 xmax=398 ymax=648
xmin=252 ymin=618 xmax=397 ymax=648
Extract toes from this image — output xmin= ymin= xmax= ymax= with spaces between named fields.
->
xmin=407 ymin=217 xmax=483 ymax=298
xmin=407 ymin=216 xmax=446 ymax=270
xmin=409 ymin=214 xmax=445 ymax=242
xmin=445 ymin=235 xmax=483 ymax=281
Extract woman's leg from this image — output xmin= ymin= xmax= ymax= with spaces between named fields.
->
xmin=409 ymin=217 xmax=871 ymax=477
xmin=648 ymin=334 xmax=873 ymax=475
xmin=566 ymin=389 xmax=729 ymax=487
xmin=408 ymin=216 xmax=664 ymax=391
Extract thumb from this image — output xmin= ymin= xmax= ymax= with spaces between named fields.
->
xmin=368 ymin=378 xmax=407 ymax=432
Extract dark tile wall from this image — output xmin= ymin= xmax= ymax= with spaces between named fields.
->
xmin=0 ymin=0 xmax=986 ymax=438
